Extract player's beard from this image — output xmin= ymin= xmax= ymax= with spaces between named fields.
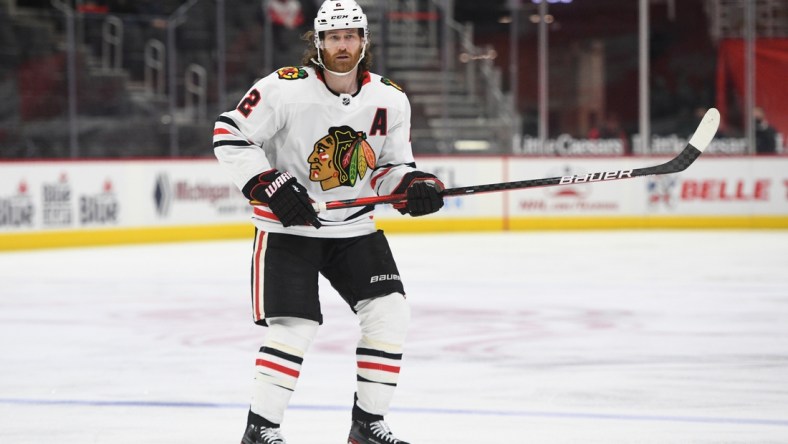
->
xmin=323 ymin=47 xmax=362 ymax=74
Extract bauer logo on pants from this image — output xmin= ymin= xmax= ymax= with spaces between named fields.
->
xmin=370 ymin=274 xmax=400 ymax=283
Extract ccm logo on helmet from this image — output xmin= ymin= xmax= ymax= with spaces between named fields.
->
xmin=370 ymin=274 xmax=401 ymax=283
xmin=331 ymin=15 xmax=349 ymax=19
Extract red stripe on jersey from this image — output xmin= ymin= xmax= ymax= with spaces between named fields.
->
xmin=213 ymin=128 xmax=231 ymax=135
xmin=253 ymin=207 xmax=279 ymax=221
xmin=256 ymin=359 xmax=300 ymax=378
xmin=358 ymin=361 xmax=401 ymax=374
xmin=370 ymin=167 xmax=392 ymax=189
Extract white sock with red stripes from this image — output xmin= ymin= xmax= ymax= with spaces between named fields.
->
xmin=250 ymin=316 xmax=319 ymax=425
xmin=354 ymin=293 xmax=411 ymax=418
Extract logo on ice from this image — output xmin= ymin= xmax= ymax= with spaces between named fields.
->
xmin=559 ymin=169 xmax=633 ymax=185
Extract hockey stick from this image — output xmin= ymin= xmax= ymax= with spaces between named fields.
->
xmin=250 ymin=108 xmax=719 ymax=212
xmin=305 ymin=108 xmax=720 ymax=213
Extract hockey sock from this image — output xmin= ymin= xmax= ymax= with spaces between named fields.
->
xmin=353 ymin=293 xmax=410 ymax=418
xmin=250 ymin=316 xmax=318 ymax=425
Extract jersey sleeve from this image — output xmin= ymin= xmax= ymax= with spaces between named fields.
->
xmin=213 ymin=76 xmax=282 ymax=191
xmin=371 ymin=94 xmax=421 ymax=196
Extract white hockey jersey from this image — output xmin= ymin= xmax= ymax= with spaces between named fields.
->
xmin=214 ymin=66 xmax=420 ymax=238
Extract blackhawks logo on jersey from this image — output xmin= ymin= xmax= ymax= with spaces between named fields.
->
xmin=380 ymin=77 xmax=403 ymax=92
xmin=308 ymin=126 xmax=376 ymax=191
xmin=277 ymin=66 xmax=308 ymax=80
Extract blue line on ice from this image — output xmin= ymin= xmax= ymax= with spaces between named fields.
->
xmin=1 ymin=397 xmax=786 ymax=427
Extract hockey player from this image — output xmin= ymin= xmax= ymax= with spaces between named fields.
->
xmin=213 ymin=1 xmax=445 ymax=443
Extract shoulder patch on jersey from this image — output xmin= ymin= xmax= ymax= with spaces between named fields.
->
xmin=277 ymin=67 xmax=309 ymax=80
xmin=380 ymin=77 xmax=404 ymax=92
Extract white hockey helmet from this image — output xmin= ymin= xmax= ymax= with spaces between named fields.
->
xmin=314 ymin=0 xmax=369 ymax=44
xmin=312 ymin=0 xmax=369 ymax=76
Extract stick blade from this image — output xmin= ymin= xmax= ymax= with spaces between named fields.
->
xmin=688 ymin=107 xmax=720 ymax=152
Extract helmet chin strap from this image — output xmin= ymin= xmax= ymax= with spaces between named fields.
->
xmin=311 ymin=38 xmax=367 ymax=77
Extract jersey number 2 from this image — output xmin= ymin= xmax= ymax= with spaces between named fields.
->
xmin=237 ymin=89 xmax=261 ymax=117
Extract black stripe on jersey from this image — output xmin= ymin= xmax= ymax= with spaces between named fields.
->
xmin=344 ymin=205 xmax=374 ymax=221
xmin=356 ymin=347 xmax=403 ymax=361
xmin=373 ymin=162 xmax=417 ymax=171
xmin=357 ymin=374 xmax=397 ymax=387
xmin=216 ymin=115 xmax=240 ymax=130
xmin=259 ymin=346 xmax=304 ymax=365
xmin=213 ymin=140 xmax=252 ymax=148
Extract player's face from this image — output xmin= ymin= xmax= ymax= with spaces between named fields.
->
xmin=321 ymin=29 xmax=363 ymax=73
xmin=308 ymin=134 xmax=337 ymax=182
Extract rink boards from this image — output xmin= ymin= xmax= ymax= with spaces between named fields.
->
xmin=1 ymin=156 xmax=787 ymax=250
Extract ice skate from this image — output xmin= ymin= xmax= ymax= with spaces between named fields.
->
xmin=241 ymin=424 xmax=287 ymax=444
xmin=347 ymin=419 xmax=410 ymax=444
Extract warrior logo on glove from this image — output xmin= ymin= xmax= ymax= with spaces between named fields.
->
xmin=308 ymin=125 xmax=377 ymax=191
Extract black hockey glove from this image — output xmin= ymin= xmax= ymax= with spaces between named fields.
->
xmin=392 ymin=171 xmax=445 ymax=217
xmin=244 ymin=170 xmax=321 ymax=228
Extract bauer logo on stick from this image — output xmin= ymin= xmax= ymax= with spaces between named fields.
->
xmin=559 ymin=169 xmax=633 ymax=185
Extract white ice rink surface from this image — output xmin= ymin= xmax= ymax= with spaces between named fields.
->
xmin=1 ymin=230 xmax=788 ymax=443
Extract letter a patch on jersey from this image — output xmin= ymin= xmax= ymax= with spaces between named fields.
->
xmin=370 ymin=108 xmax=387 ymax=136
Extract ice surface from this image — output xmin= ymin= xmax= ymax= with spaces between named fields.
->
xmin=1 ymin=231 xmax=787 ymax=443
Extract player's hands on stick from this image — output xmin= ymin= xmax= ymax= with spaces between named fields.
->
xmin=244 ymin=170 xmax=321 ymax=228
xmin=393 ymin=171 xmax=445 ymax=217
